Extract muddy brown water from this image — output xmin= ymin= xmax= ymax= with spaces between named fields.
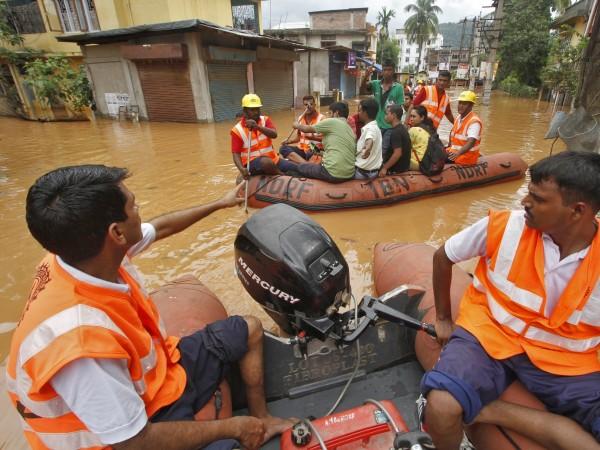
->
xmin=0 ymin=91 xmax=563 ymax=447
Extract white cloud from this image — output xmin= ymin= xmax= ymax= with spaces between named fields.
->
xmin=262 ymin=0 xmax=491 ymax=30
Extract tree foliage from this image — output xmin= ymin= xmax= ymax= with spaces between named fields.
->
xmin=377 ymin=7 xmax=396 ymax=40
xmin=404 ymin=0 xmax=442 ymax=72
xmin=24 ymin=56 xmax=92 ymax=112
xmin=497 ymin=0 xmax=553 ymax=88
xmin=541 ymin=26 xmax=588 ymax=97
xmin=377 ymin=38 xmax=401 ymax=66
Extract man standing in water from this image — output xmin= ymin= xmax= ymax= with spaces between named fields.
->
xmin=7 ymin=165 xmax=295 ymax=450
xmin=231 ymin=94 xmax=295 ymax=179
xmin=410 ymin=70 xmax=454 ymax=130
xmin=423 ymin=151 xmax=600 ymax=449
xmin=361 ymin=60 xmax=405 ymax=159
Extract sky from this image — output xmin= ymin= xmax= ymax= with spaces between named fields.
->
xmin=262 ymin=0 xmax=493 ymax=31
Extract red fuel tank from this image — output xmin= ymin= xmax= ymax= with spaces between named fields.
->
xmin=280 ymin=400 xmax=409 ymax=450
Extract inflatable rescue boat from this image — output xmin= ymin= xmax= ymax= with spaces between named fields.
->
xmin=245 ymin=152 xmax=527 ymax=211
xmin=154 ymin=205 xmax=545 ymax=449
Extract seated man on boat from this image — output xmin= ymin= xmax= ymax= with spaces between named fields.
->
xmin=279 ymin=95 xmax=324 ymax=163
xmin=446 ymin=91 xmax=483 ymax=165
xmin=290 ymin=102 xmax=357 ymax=183
xmin=7 ymin=165 xmax=295 ymax=450
xmin=354 ymin=98 xmax=383 ymax=180
xmin=423 ymin=151 xmax=600 ymax=449
xmin=231 ymin=94 xmax=295 ymax=179
xmin=379 ymin=104 xmax=412 ymax=177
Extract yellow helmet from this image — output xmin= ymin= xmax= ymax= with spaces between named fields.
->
xmin=417 ymin=80 xmax=424 ymax=85
xmin=241 ymin=93 xmax=262 ymax=108
xmin=457 ymin=90 xmax=477 ymax=104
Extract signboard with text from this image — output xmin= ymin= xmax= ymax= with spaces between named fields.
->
xmin=105 ymin=93 xmax=130 ymax=117
xmin=456 ymin=63 xmax=470 ymax=80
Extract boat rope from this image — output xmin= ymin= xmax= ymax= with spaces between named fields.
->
xmin=496 ymin=425 xmax=522 ymax=450
xmin=324 ymin=293 xmax=361 ymax=416
xmin=245 ymin=175 xmax=283 ymax=199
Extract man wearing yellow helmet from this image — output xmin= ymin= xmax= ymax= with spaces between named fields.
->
xmin=447 ymin=91 xmax=483 ymax=165
xmin=231 ymin=94 xmax=295 ymax=179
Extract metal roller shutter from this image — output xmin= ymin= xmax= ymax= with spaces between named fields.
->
xmin=136 ymin=61 xmax=197 ymax=122
xmin=207 ymin=63 xmax=247 ymax=122
xmin=254 ymin=60 xmax=293 ymax=112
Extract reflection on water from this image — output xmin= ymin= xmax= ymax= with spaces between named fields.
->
xmin=0 ymin=91 xmax=561 ymax=362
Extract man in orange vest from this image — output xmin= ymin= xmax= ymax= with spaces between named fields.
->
xmin=422 ymin=151 xmax=600 ymax=449
xmin=446 ymin=90 xmax=482 ymax=165
xmin=279 ymin=95 xmax=324 ymax=163
xmin=410 ymin=70 xmax=454 ymax=130
xmin=8 ymin=166 xmax=295 ymax=450
xmin=231 ymin=94 xmax=295 ymax=179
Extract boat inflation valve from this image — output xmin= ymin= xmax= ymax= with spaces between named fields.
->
xmin=291 ymin=421 xmax=312 ymax=446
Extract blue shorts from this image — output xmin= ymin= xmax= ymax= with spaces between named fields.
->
xmin=421 ymin=327 xmax=600 ymax=439
xmin=248 ymin=156 xmax=296 ymax=174
xmin=280 ymin=145 xmax=313 ymax=161
xmin=151 ymin=316 xmax=248 ymax=449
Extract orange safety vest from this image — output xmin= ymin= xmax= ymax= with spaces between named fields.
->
xmin=420 ymin=85 xmax=449 ymax=129
xmin=6 ymin=255 xmax=186 ymax=449
xmin=447 ymin=111 xmax=482 ymax=165
xmin=298 ymin=113 xmax=324 ymax=152
xmin=231 ymin=116 xmax=278 ymax=165
xmin=456 ymin=210 xmax=600 ymax=376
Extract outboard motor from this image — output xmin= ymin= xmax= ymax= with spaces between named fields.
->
xmin=234 ymin=204 xmax=350 ymax=338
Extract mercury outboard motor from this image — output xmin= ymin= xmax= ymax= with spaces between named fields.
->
xmin=234 ymin=204 xmax=350 ymax=338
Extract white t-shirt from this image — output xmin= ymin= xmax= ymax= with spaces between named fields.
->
xmin=445 ymin=212 xmax=590 ymax=316
xmin=50 ymin=223 xmax=157 ymax=445
xmin=453 ymin=114 xmax=481 ymax=142
xmin=355 ymin=120 xmax=383 ymax=170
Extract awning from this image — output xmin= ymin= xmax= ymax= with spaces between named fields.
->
xmin=357 ymin=56 xmax=382 ymax=72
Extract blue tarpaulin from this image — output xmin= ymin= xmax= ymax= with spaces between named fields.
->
xmin=356 ymin=57 xmax=382 ymax=72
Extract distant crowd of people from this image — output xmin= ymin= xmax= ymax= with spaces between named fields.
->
xmin=231 ymin=61 xmax=483 ymax=183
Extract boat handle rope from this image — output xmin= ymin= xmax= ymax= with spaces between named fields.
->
xmin=500 ymin=162 xmax=512 ymax=169
xmin=427 ymin=176 xmax=443 ymax=184
xmin=326 ymin=192 xmax=348 ymax=200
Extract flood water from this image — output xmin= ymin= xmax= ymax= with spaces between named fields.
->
xmin=0 ymin=90 xmax=564 ymax=448
xmin=0 ymin=91 xmax=562 ymax=363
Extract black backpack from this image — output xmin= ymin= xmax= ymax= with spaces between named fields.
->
xmin=414 ymin=131 xmax=447 ymax=176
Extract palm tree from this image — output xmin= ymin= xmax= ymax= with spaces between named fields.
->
xmin=377 ymin=6 xmax=396 ymax=40
xmin=404 ymin=0 xmax=443 ymax=73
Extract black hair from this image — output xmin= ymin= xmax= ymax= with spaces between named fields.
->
xmin=383 ymin=60 xmax=395 ymax=69
xmin=405 ymin=92 xmax=414 ymax=100
xmin=530 ymin=151 xmax=600 ymax=211
xmin=329 ymin=101 xmax=349 ymax=118
xmin=413 ymin=105 xmax=435 ymax=134
xmin=359 ymin=98 xmax=379 ymax=121
xmin=438 ymin=70 xmax=451 ymax=80
xmin=386 ymin=103 xmax=403 ymax=120
xmin=302 ymin=95 xmax=315 ymax=103
xmin=26 ymin=165 xmax=130 ymax=264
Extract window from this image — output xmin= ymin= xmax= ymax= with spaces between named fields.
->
xmin=352 ymin=41 xmax=365 ymax=51
xmin=6 ymin=0 xmax=46 ymax=34
xmin=405 ymin=57 xmax=409 ymax=63
xmin=55 ymin=0 xmax=99 ymax=32
xmin=320 ymin=35 xmax=336 ymax=48
xmin=232 ymin=0 xmax=259 ymax=33
xmin=406 ymin=48 xmax=410 ymax=54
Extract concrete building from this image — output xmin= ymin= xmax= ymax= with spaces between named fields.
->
xmin=395 ymin=28 xmax=443 ymax=73
xmin=57 ymin=20 xmax=311 ymax=122
xmin=0 ymin=0 xmax=263 ymax=119
xmin=266 ymin=8 xmax=377 ymax=104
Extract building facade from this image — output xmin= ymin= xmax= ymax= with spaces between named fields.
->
xmin=266 ymin=8 xmax=377 ymax=105
xmin=1 ymin=0 xmax=262 ymax=119
xmin=395 ymin=28 xmax=443 ymax=73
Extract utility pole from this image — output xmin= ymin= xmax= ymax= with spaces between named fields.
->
xmin=483 ymin=0 xmax=504 ymax=105
xmin=469 ymin=17 xmax=478 ymax=91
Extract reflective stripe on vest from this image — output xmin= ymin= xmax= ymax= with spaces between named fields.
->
xmin=448 ymin=111 xmax=482 ymax=164
xmin=7 ymin=254 xmax=185 ymax=449
xmin=421 ymin=86 xmax=449 ymax=129
xmin=232 ymin=116 xmax=278 ymax=165
xmin=464 ymin=211 xmax=600 ymax=370
xmin=298 ymin=113 xmax=324 ymax=151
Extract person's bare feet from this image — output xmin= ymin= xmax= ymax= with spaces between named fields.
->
xmin=260 ymin=415 xmax=298 ymax=443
